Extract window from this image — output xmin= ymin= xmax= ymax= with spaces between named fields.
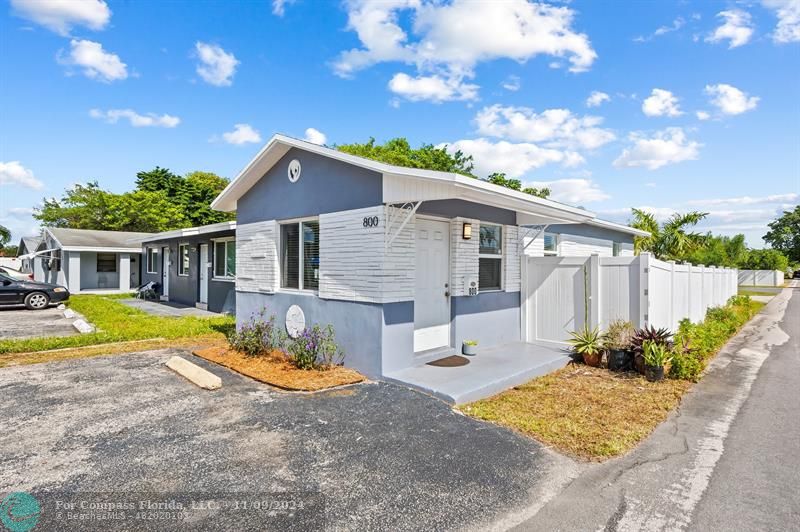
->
xmin=478 ymin=223 xmax=503 ymax=291
xmin=178 ymin=244 xmax=189 ymax=276
xmin=146 ymin=248 xmax=158 ymax=273
xmin=97 ymin=253 xmax=116 ymax=273
xmin=612 ymin=242 xmax=621 ymax=257
xmin=543 ymin=232 xmax=558 ymax=256
xmin=213 ymin=239 xmax=236 ymax=279
xmin=280 ymin=220 xmax=319 ymax=290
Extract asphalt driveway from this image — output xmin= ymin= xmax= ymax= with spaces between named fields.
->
xmin=0 ymin=350 xmax=579 ymax=531
xmin=0 ymin=306 xmax=77 ymax=339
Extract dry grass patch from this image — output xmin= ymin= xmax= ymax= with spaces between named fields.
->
xmin=460 ymin=365 xmax=691 ymax=461
xmin=193 ymin=345 xmax=365 ymax=391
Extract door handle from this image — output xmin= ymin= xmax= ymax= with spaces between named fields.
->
xmin=444 ymin=291 xmax=450 ymax=297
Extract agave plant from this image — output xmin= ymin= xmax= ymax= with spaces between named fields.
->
xmin=568 ymin=326 xmax=604 ymax=367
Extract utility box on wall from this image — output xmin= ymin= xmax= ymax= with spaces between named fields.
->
xmin=464 ymin=275 xmax=478 ymax=296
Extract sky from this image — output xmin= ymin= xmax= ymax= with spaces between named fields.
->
xmin=1 ymin=0 xmax=798 ymax=247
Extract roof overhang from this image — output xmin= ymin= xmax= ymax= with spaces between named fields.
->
xmin=132 ymin=221 xmax=237 ymax=244
xmin=584 ymin=218 xmax=650 ymax=238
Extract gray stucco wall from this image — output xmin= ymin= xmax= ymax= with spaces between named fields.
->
xmin=451 ymin=291 xmax=521 ymax=350
xmin=236 ymin=147 xmax=383 ymax=224
xmin=79 ymin=252 xmax=120 ymax=290
xmin=141 ymin=230 xmax=236 ymax=314
xmin=236 ymin=290 xmax=384 ymax=377
xmin=418 ymin=199 xmax=517 ymax=225
xmin=549 ymin=223 xmax=635 ymax=244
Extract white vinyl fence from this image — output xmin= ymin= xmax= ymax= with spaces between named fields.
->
xmin=738 ymin=269 xmax=784 ymax=287
xmin=522 ymin=253 xmax=738 ymax=346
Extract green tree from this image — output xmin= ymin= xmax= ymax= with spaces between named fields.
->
xmin=337 ymin=137 xmax=476 ymax=176
xmin=763 ymin=205 xmax=800 ymax=263
xmin=486 ymin=173 xmax=550 ymax=198
xmin=743 ymin=248 xmax=789 ymax=271
xmin=34 ymin=182 xmax=187 ymax=232
xmin=685 ymin=233 xmax=749 ymax=268
xmin=0 ymin=224 xmax=10 ymax=248
xmin=630 ymin=209 xmax=708 ymax=260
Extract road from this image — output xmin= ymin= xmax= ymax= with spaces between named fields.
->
xmin=514 ymin=281 xmax=799 ymax=531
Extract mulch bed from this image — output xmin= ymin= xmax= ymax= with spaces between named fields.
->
xmin=193 ymin=346 xmax=365 ymax=391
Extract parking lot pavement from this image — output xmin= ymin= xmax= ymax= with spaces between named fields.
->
xmin=0 ymin=349 xmax=581 ymax=531
xmin=0 ymin=307 xmax=77 ymax=339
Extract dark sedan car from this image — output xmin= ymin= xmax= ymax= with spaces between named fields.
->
xmin=0 ymin=273 xmax=70 ymax=310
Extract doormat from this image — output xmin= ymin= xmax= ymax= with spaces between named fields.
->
xmin=426 ymin=355 xmax=470 ymax=367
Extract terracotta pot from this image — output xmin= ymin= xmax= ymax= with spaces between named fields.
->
xmin=583 ymin=352 xmax=602 ymax=367
xmin=645 ymin=364 xmax=665 ymax=382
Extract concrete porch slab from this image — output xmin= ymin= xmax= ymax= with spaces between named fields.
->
xmin=119 ymin=298 xmax=221 ymax=318
xmin=384 ymin=341 xmax=571 ymax=405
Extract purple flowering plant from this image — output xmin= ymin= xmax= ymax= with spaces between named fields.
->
xmin=287 ymin=324 xmax=343 ymax=370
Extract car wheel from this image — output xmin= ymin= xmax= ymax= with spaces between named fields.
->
xmin=25 ymin=291 xmax=50 ymax=310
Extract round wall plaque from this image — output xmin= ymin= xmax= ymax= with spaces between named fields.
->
xmin=288 ymin=159 xmax=301 ymax=183
xmin=285 ymin=304 xmax=306 ymax=338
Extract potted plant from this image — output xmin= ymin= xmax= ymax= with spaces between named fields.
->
xmin=642 ymin=340 xmax=672 ymax=382
xmin=631 ymin=325 xmax=673 ymax=374
xmin=602 ymin=320 xmax=635 ymax=371
xmin=462 ymin=340 xmax=478 ymax=356
xmin=568 ymin=326 xmax=603 ymax=367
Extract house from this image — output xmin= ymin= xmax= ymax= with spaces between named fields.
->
xmin=137 ymin=221 xmax=237 ymax=314
xmin=28 ymin=228 xmax=154 ymax=293
xmin=16 ymin=236 xmax=42 ymax=274
xmin=210 ymin=134 xmax=647 ymax=378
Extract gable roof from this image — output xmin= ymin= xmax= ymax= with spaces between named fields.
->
xmin=17 ymin=236 xmax=42 ymax=256
xmin=134 ymin=221 xmax=237 ymax=243
xmin=45 ymin=227 xmax=154 ymax=252
xmin=211 ymin=133 xmax=648 ymax=236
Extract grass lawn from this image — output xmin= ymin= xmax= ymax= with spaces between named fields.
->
xmin=0 ymin=295 xmax=234 ymax=367
xmin=737 ymin=288 xmax=779 ymax=297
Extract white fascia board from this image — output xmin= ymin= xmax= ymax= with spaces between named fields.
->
xmin=60 ymin=246 xmax=145 ymax=253
xmin=42 ymin=227 xmax=63 ymax=249
xmin=587 ymin=218 xmax=650 ymax=237
xmin=134 ymin=221 xmax=237 ymax=243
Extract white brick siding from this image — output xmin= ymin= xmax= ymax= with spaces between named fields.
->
xmin=450 ymin=217 xmax=479 ymax=296
xmin=504 ymin=225 xmax=520 ymax=292
xmin=236 ymin=220 xmax=279 ymax=293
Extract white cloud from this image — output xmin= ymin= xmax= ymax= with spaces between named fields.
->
xmin=442 ymin=138 xmax=584 ymax=178
xmin=10 ymin=0 xmax=110 ymax=35
xmin=333 ymin=0 xmax=597 ymax=100
xmin=388 ymin=72 xmax=479 ymax=102
xmin=763 ymin=0 xmax=800 ymax=43
xmin=7 ymin=207 xmax=35 ymax=216
xmin=525 ymin=178 xmax=610 ymax=204
xmin=195 ymin=42 xmax=239 ymax=87
xmin=474 ymin=105 xmax=616 ymax=150
xmin=706 ymin=9 xmax=754 ymax=48
xmin=304 ymin=127 xmax=327 ymax=145
xmin=0 ymin=161 xmax=44 ymax=190
xmin=704 ymin=83 xmax=759 ymax=115
xmin=634 ymin=16 xmax=686 ymax=42
xmin=613 ymin=127 xmax=701 ymax=170
xmin=686 ymin=193 xmax=798 ymax=207
xmin=272 ymin=0 xmax=296 ymax=16
xmin=502 ymin=75 xmax=521 ymax=92
xmin=696 ymin=110 xmax=711 ymax=120
xmin=220 ymin=124 xmax=261 ymax=145
xmin=58 ymin=39 xmax=127 ymax=82
xmin=585 ymin=91 xmax=610 ymax=108
xmin=641 ymin=88 xmax=682 ymax=117
xmin=89 ymin=108 xmax=180 ymax=128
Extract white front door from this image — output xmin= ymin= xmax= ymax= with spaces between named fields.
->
xmin=199 ymin=244 xmax=209 ymax=305
xmin=161 ymin=247 xmax=170 ymax=300
xmin=414 ymin=218 xmax=451 ymax=353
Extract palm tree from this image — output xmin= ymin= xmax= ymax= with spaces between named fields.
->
xmin=630 ymin=209 xmax=708 ymax=260
xmin=0 ymin=224 xmax=10 ymax=248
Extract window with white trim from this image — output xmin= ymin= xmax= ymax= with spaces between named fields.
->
xmin=97 ymin=253 xmax=116 ymax=273
xmin=478 ymin=223 xmax=503 ymax=291
xmin=612 ymin=242 xmax=621 ymax=257
xmin=213 ymin=239 xmax=235 ymax=279
xmin=178 ymin=244 xmax=189 ymax=276
xmin=280 ymin=220 xmax=319 ymax=290
xmin=146 ymin=248 xmax=158 ymax=273
xmin=543 ymin=232 xmax=558 ymax=256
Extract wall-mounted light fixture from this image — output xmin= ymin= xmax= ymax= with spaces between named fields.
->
xmin=462 ymin=222 xmax=472 ymax=240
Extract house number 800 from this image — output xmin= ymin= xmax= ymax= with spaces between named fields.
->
xmin=362 ymin=216 xmax=379 ymax=228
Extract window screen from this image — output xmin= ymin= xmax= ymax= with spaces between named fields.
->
xmin=544 ymin=233 xmax=557 ymax=254
xmin=302 ymin=221 xmax=320 ymax=289
xmin=479 ymin=258 xmax=502 ymax=291
xmin=147 ymin=248 xmax=158 ymax=273
xmin=214 ymin=241 xmax=235 ymax=278
xmin=178 ymin=244 xmax=189 ymax=275
xmin=281 ymin=224 xmax=300 ymax=289
xmin=97 ymin=253 xmax=116 ymax=273
xmin=479 ymin=224 xmax=502 ymax=254
xmin=225 ymin=241 xmax=235 ymax=277
xmin=613 ymin=242 xmax=621 ymax=257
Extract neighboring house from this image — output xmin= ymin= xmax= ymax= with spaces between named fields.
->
xmin=137 ymin=221 xmax=237 ymax=314
xmin=28 ymin=228 xmax=153 ymax=293
xmin=16 ymin=236 xmax=42 ymax=274
xmin=524 ymin=220 xmax=637 ymax=258
xmin=210 ymin=134 xmax=647 ymax=378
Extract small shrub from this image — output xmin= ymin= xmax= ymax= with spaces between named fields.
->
xmin=669 ymin=351 xmax=704 ymax=381
xmin=602 ymin=320 xmax=635 ymax=350
xmin=227 ymin=310 xmax=283 ymax=357
xmin=631 ymin=325 xmax=673 ymax=352
xmin=286 ymin=324 xmax=344 ymax=370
